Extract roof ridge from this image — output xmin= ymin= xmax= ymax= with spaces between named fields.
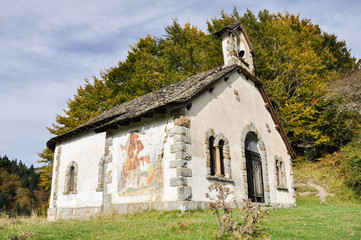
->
xmin=47 ymin=64 xmax=238 ymax=150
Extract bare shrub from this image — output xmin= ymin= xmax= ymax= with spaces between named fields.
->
xmin=206 ymin=183 xmax=270 ymax=239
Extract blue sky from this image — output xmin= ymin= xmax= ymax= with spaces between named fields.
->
xmin=1 ymin=0 xmax=360 ymax=167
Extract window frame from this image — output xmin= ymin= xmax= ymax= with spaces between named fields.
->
xmin=63 ymin=161 xmax=78 ymax=195
xmin=275 ymin=156 xmax=288 ymax=191
xmin=205 ymin=129 xmax=233 ymax=182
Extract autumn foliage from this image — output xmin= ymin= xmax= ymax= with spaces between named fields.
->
xmin=39 ymin=9 xmax=360 ymax=192
xmin=0 ymin=156 xmax=48 ymax=216
xmin=209 ymin=9 xmax=360 ymax=160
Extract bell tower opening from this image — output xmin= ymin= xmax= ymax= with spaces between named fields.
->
xmin=213 ymin=22 xmax=256 ymax=73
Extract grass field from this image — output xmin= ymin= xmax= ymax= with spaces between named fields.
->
xmin=1 ymin=164 xmax=360 ymax=239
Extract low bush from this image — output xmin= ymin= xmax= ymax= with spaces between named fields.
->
xmin=205 ymin=183 xmax=269 ymax=239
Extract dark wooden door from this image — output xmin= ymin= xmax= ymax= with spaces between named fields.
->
xmin=245 ymin=150 xmax=265 ymax=203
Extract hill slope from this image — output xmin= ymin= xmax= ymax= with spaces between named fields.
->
xmin=1 ymin=162 xmax=360 ymax=239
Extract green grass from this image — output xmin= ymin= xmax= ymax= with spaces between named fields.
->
xmin=1 ymin=200 xmax=360 ymax=239
xmin=293 ymin=161 xmax=361 ymax=203
xmin=0 ymin=210 xmax=217 ymax=239
xmin=259 ymin=198 xmax=361 ymax=239
xmin=1 ymin=164 xmax=360 ymax=239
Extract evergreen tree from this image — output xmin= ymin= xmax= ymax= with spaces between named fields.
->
xmin=20 ymin=203 xmax=31 ymax=216
xmin=0 ymin=191 xmax=6 ymax=211
xmin=15 ymin=202 xmax=21 ymax=215
xmin=0 ymin=155 xmax=45 ymax=215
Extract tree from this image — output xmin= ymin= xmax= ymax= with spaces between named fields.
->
xmin=0 ymin=156 xmax=45 ymax=215
xmin=0 ymin=170 xmax=21 ymax=210
xmin=38 ymin=148 xmax=54 ymax=192
xmin=322 ymin=33 xmax=360 ymax=73
xmin=207 ymin=8 xmax=359 ymax=159
xmin=39 ymin=20 xmax=223 ymax=182
xmin=39 ymin=8 xmax=359 ymax=191
xmin=15 ymin=202 xmax=21 ymax=215
xmin=0 ymin=191 xmax=6 ymax=211
xmin=331 ymin=69 xmax=361 ymax=116
xmin=16 ymin=188 xmax=32 ymax=216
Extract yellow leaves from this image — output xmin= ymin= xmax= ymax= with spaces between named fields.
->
xmin=16 ymin=188 xmax=31 ymax=208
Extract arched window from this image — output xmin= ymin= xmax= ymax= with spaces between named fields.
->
xmin=209 ymin=136 xmax=216 ymax=176
xmin=241 ymin=123 xmax=271 ymax=204
xmin=69 ymin=166 xmax=75 ymax=192
xmin=245 ymin=132 xmax=264 ymax=203
xmin=275 ymin=156 xmax=287 ymax=189
xmin=64 ymin=161 xmax=78 ymax=195
xmin=96 ymin=158 xmax=104 ymax=192
xmin=219 ymin=140 xmax=225 ymax=176
xmin=209 ymin=136 xmax=225 ymax=177
xmin=205 ymin=130 xmax=232 ymax=180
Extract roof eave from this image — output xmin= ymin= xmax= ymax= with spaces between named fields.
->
xmin=46 ymin=64 xmax=294 ymax=159
xmin=256 ymin=84 xmax=295 ymax=158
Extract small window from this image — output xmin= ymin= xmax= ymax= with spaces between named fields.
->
xmin=209 ymin=136 xmax=216 ymax=176
xmin=69 ymin=166 xmax=75 ymax=192
xmin=209 ymin=136 xmax=225 ymax=177
xmin=275 ymin=157 xmax=287 ymax=190
xmin=219 ymin=140 xmax=225 ymax=176
xmin=64 ymin=161 xmax=78 ymax=195
xmin=96 ymin=158 xmax=104 ymax=192
xmin=205 ymin=130 xmax=232 ymax=181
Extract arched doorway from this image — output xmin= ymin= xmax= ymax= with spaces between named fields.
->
xmin=245 ymin=132 xmax=265 ymax=203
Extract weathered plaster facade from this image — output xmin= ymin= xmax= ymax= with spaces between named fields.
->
xmin=48 ymin=131 xmax=106 ymax=220
xmin=47 ymin=22 xmax=296 ymax=220
xmin=187 ymin=69 xmax=295 ymax=206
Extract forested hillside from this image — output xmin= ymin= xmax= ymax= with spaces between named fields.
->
xmin=0 ymin=156 xmax=48 ymax=216
xmin=38 ymin=9 xmax=360 ymax=195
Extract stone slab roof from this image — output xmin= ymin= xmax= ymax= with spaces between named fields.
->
xmin=46 ymin=21 xmax=294 ymax=157
xmin=47 ymin=64 xmax=240 ymax=150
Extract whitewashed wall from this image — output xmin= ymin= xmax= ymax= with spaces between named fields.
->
xmin=187 ymin=70 xmax=295 ymax=205
xmin=48 ymin=69 xmax=295 ymax=220
xmin=54 ymin=131 xmax=105 ymax=208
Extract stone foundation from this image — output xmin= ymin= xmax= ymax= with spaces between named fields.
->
xmin=47 ymin=201 xmax=208 ymax=220
xmin=47 ymin=200 xmax=296 ymax=221
xmin=47 ymin=206 xmax=102 ymax=221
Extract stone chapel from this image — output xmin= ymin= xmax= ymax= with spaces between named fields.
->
xmin=47 ymin=22 xmax=296 ymax=220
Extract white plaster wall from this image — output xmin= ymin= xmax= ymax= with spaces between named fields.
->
xmin=187 ymin=70 xmax=295 ymax=205
xmin=191 ymin=155 xmax=236 ymax=200
xmin=221 ymin=32 xmax=230 ymax=65
xmin=108 ymin=115 xmax=177 ymax=204
xmin=239 ymin=32 xmax=254 ymax=72
xmin=55 ymin=131 xmax=105 ymax=208
xmin=270 ymin=156 xmax=295 ymax=204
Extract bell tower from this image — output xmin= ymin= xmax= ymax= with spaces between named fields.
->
xmin=214 ymin=22 xmax=256 ymax=74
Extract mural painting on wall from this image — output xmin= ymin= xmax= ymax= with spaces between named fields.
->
xmin=117 ymin=130 xmax=164 ymax=197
